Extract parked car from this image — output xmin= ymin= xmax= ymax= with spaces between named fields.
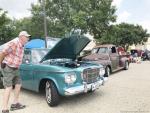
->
xmin=141 ymin=49 xmax=150 ymax=61
xmin=130 ymin=49 xmax=142 ymax=62
xmin=8 ymin=35 xmax=105 ymax=107
xmin=130 ymin=49 xmax=142 ymax=57
xmin=117 ymin=47 xmax=132 ymax=63
xmin=82 ymin=44 xmax=130 ymax=77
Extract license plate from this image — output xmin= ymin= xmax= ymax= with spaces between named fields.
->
xmin=84 ymin=83 xmax=88 ymax=93
xmin=91 ymin=82 xmax=99 ymax=91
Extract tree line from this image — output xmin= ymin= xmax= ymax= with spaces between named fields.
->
xmin=0 ymin=0 xmax=149 ymax=50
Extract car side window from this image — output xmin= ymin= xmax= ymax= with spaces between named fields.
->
xmin=32 ymin=50 xmax=42 ymax=64
xmin=111 ymin=47 xmax=117 ymax=53
xmin=32 ymin=49 xmax=49 ymax=64
xmin=22 ymin=50 xmax=31 ymax=64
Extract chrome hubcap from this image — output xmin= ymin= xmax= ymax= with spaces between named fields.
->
xmin=126 ymin=62 xmax=128 ymax=69
xmin=107 ymin=67 xmax=110 ymax=76
xmin=46 ymin=81 xmax=51 ymax=103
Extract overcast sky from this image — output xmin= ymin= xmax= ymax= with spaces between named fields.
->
xmin=0 ymin=0 xmax=150 ymax=33
xmin=0 ymin=0 xmax=38 ymax=19
xmin=113 ymin=0 xmax=150 ymax=33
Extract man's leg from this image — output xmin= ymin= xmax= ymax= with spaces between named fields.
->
xmin=13 ymin=84 xmax=21 ymax=104
xmin=10 ymin=75 xmax=25 ymax=111
xmin=1 ymin=66 xmax=13 ymax=111
xmin=2 ymin=86 xmax=12 ymax=110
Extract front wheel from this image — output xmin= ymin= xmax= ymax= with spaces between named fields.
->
xmin=45 ymin=80 xmax=60 ymax=107
xmin=104 ymin=66 xmax=111 ymax=77
xmin=124 ymin=61 xmax=129 ymax=70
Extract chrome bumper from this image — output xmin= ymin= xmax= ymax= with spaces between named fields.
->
xmin=64 ymin=79 xmax=105 ymax=96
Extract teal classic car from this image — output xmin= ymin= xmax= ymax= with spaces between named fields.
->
xmin=19 ymin=35 xmax=105 ymax=106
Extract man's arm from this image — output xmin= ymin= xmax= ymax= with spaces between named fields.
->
xmin=2 ymin=42 xmax=17 ymax=55
xmin=0 ymin=42 xmax=17 ymax=64
xmin=0 ymin=52 xmax=6 ymax=64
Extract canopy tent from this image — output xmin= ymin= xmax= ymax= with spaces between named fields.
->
xmin=25 ymin=38 xmax=61 ymax=49
xmin=1 ymin=38 xmax=60 ymax=50
xmin=25 ymin=39 xmax=45 ymax=49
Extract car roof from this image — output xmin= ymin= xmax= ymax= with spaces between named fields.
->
xmin=93 ymin=44 xmax=115 ymax=48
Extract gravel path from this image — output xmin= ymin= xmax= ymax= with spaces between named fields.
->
xmin=0 ymin=61 xmax=150 ymax=113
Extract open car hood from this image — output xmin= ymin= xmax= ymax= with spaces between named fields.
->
xmin=41 ymin=35 xmax=90 ymax=62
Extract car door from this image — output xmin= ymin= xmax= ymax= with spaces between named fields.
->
xmin=30 ymin=49 xmax=50 ymax=92
xmin=109 ymin=46 xmax=120 ymax=70
xmin=20 ymin=50 xmax=34 ymax=90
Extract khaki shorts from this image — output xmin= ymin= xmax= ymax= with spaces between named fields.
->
xmin=1 ymin=65 xmax=21 ymax=88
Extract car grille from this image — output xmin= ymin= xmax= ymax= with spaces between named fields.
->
xmin=83 ymin=68 xmax=100 ymax=84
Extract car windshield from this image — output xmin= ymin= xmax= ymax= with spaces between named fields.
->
xmin=31 ymin=49 xmax=72 ymax=64
xmin=47 ymin=38 xmax=61 ymax=48
xmin=32 ymin=49 xmax=49 ymax=64
xmin=91 ymin=48 xmax=99 ymax=53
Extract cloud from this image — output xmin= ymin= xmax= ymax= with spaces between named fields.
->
xmin=117 ymin=11 xmax=131 ymax=23
xmin=145 ymin=0 xmax=150 ymax=5
xmin=112 ymin=0 xmax=123 ymax=8
xmin=0 ymin=0 xmax=38 ymax=19
xmin=139 ymin=20 xmax=150 ymax=33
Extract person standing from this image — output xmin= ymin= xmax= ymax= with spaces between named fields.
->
xmin=1 ymin=31 xmax=31 ymax=113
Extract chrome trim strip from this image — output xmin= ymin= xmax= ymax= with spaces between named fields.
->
xmin=64 ymin=79 xmax=104 ymax=96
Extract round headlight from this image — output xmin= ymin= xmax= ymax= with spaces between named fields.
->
xmin=65 ymin=73 xmax=77 ymax=84
xmin=99 ymin=68 xmax=105 ymax=76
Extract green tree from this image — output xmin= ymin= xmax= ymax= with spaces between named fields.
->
xmin=12 ymin=16 xmax=43 ymax=39
xmin=30 ymin=3 xmax=68 ymax=38
xmin=30 ymin=4 xmax=45 ymax=38
xmin=30 ymin=0 xmax=116 ymax=38
xmin=0 ymin=8 xmax=16 ymax=44
xmin=100 ymin=23 xmax=150 ymax=50
xmin=11 ymin=18 xmax=32 ymax=37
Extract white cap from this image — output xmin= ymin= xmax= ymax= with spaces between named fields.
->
xmin=19 ymin=31 xmax=31 ymax=37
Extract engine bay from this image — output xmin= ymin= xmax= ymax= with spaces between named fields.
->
xmin=42 ymin=59 xmax=91 ymax=68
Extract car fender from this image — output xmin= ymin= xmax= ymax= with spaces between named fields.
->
xmin=120 ymin=57 xmax=129 ymax=66
xmin=38 ymin=76 xmax=60 ymax=92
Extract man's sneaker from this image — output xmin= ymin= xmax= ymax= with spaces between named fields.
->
xmin=2 ymin=110 xmax=9 ymax=113
xmin=10 ymin=103 xmax=26 ymax=111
